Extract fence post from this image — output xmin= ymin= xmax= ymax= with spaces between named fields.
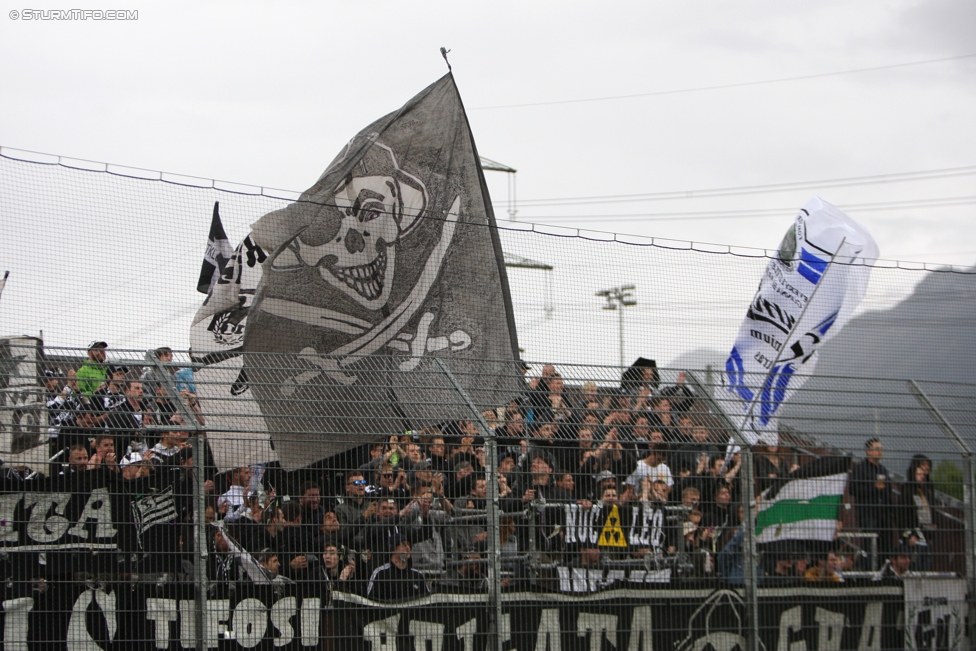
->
xmin=686 ymin=370 xmax=761 ymax=651
xmin=907 ymin=379 xmax=975 ymax=649
xmin=435 ymin=359 xmax=503 ymax=651
xmin=148 ymin=352 xmax=208 ymax=651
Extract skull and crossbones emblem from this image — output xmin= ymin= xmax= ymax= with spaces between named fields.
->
xmin=273 ymin=143 xmax=427 ymax=310
xmin=266 ymin=142 xmax=472 ymax=389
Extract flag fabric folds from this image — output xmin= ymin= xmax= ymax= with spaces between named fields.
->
xmin=756 ymin=455 xmax=850 ymax=545
xmin=719 ymin=197 xmax=879 ymax=446
xmin=196 ymin=202 xmax=236 ymax=295
xmin=240 ymin=73 xmax=523 ymax=469
xmin=190 ymin=203 xmax=275 ymax=471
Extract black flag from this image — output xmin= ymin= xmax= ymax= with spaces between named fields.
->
xmin=196 ymin=201 xmax=235 ymax=294
xmin=243 ymin=73 xmax=523 ymax=469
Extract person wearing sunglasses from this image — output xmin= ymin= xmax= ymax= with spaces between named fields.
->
xmin=372 ymin=462 xmax=410 ymax=509
xmin=336 ymin=472 xmax=369 ymax=539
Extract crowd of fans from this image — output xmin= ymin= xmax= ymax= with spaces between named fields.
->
xmin=15 ymin=342 xmax=949 ymax=602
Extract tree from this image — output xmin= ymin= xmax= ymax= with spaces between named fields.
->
xmin=932 ymin=459 xmax=964 ymax=501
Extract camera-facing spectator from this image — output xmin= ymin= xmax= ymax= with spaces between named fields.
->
xmin=898 ymin=454 xmax=936 ymax=571
xmin=366 ymin=537 xmax=429 ymax=602
xmin=369 ymin=462 xmax=409 ymax=508
xmin=850 ymin=438 xmax=894 ymax=562
xmin=624 ymin=443 xmax=673 ymax=503
xmin=299 ymin=481 xmax=325 ymax=528
xmin=399 ymin=488 xmax=448 ymax=573
xmin=76 ymin=341 xmax=108 ymax=395
xmin=336 ymin=472 xmax=368 ymax=535
xmin=63 ymin=444 xmax=89 ymax=474
xmin=218 ymin=466 xmax=253 ymax=522
xmin=804 ymin=551 xmax=843 ymax=583
xmin=322 ymin=543 xmax=356 ymax=586
xmin=87 ymin=434 xmax=119 ymax=474
xmin=152 ymin=428 xmax=188 ymax=465
xmin=875 ymin=543 xmax=913 ymax=581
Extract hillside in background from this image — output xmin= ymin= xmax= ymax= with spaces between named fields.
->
xmin=664 ymin=267 xmax=976 ymax=458
xmin=786 ymin=267 xmax=975 ymax=458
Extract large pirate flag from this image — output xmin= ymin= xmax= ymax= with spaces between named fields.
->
xmin=242 ymin=73 xmax=523 ymax=469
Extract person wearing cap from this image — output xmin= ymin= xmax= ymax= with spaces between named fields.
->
xmin=593 ymin=469 xmax=617 ymax=492
xmin=76 ymin=341 xmax=109 ymax=395
xmin=120 ymin=450 xmax=152 ymax=480
xmin=366 ymin=537 xmax=429 ymax=602
xmin=407 ymin=459 xmax=434 ymax=497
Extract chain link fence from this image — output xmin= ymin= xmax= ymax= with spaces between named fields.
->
xmin=1 ymin=340 xmax=973 ymax=649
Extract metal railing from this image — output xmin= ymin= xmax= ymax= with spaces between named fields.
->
xmin=1 ymin=344 xmax=974 ymax=650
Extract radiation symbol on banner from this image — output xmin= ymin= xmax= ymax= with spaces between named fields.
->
xmin=598 ymin=504 xmax=627 ymax=547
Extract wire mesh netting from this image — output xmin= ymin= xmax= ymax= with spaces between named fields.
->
xmin=0 ymin=343 xmax=974 ymax=649
xmin=0 ymin=148 xmax=975 ymax=649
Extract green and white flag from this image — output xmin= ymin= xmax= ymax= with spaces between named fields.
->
xmin=756 ymin=456 xmax=850 ymax=544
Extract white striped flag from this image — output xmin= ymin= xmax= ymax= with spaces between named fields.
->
xmin=756 ymin=455 xmax=850 ymax=545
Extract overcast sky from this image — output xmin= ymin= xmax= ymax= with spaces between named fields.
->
xmin=1 ymin=0 xmax=974 ymax=361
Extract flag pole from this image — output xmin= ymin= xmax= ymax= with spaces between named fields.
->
xmin=735 ymin=237 xmax=848 ymax=439
xmin=434 ymin=359 xmax=502 ymax=651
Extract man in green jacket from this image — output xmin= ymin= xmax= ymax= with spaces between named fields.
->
xmin=76 ymin=341 xmax=108 ymax=395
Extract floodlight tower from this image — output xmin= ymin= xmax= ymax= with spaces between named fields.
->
xmin=595 ymin=285 xmax=636 ymax=369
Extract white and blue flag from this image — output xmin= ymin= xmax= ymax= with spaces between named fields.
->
xmin=720 ymin=197 xmax=879 ymax=445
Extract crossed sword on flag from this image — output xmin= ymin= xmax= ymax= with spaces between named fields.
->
xmin=259 ymin=196 xmax=471 ymax=394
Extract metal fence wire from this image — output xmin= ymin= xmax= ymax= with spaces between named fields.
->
xmin=0 ymin=342 xmax=974 ymax=650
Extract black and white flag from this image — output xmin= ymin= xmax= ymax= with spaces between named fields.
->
xmin=242 ymin=73 xmax=523 ymax=469
xmin=131 ymin=485 xmax=178 ymax=540
xmin=189 ymin=204 xmax=274 ymax=471
xmin=196 ymin=202 xmax=236 ymax=295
